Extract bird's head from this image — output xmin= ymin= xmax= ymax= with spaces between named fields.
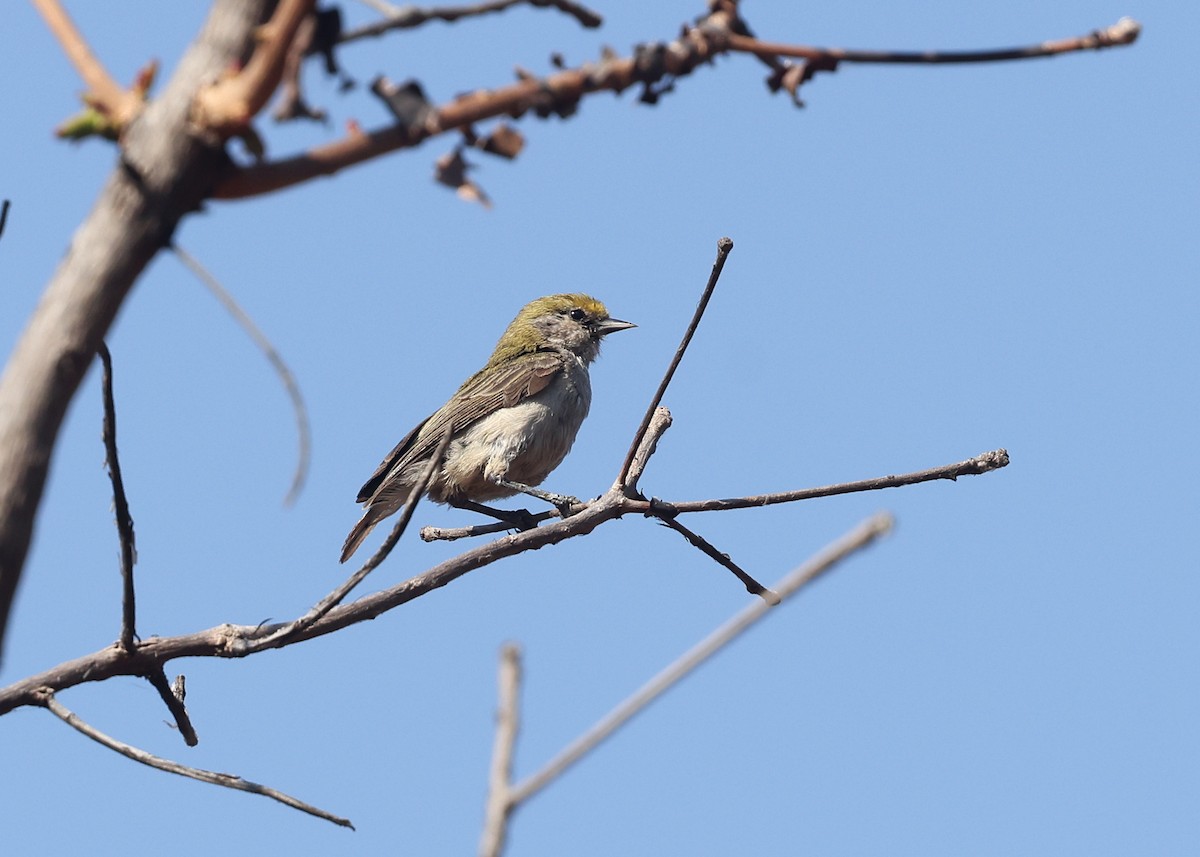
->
xmin=488 ymin=294 xmax=635 ymax=366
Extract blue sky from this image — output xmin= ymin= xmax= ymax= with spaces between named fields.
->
xmin=1 ymin=1 xmax=1196 ymax=854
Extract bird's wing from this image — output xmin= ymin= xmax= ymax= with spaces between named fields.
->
xmin=355 ymin=351 xmax=564 ymax=504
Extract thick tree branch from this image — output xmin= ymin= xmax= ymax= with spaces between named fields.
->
xmin=0 ymin=0 xmax=275 ymax=667
xmin=38 ymin=690 xmax=351 ymax=828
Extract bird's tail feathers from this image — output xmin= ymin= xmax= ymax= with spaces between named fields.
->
xmin=340 ymin=511 xmax=380 ymax=563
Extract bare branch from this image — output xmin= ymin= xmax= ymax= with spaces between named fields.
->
xmin=656 ymin=516 xmax=779 ymax=604
xmin=624 ymin=407 xmax=672 ymax=492
xmin=97 ymin=344 xmax=138 ymax=652
xmin=340 ymin=0 xmax=602 ymax=47
xmin=146 ymin=668 xmax=198 ymax=747
xmin=478 ymin=643 xmax=522 ymax=857
xmin=725 ymin=17 xmax=1141 ymax=66
xmin=38 ymin=690 xmax=352 ymax=829
xmin=213 ymin=12 xmax=735 ymax=199
xmin=620 ymin=237 xmax=732 ymax=487
xmin=659 ymin=449 xmax=1011 ymax=514
xmin=0 ymin=444 xmax=1000 ymax=714
xmin=507 ymin=512 xmax=894 ymax=806
xmin=193 ymin=0 xmax=316 ymax=136
xmin=245 ymin=429 xmax=452 ymax=652
xmin=172 ymin=244 xmax=312 ymax=507
xmin=0 ymin=199 xmax=10 ymax=240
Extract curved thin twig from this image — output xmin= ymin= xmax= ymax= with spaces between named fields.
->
xmin=172 ymin=244 xmax=312 ymax=506
xmin=38 ymin=690 xmax=353 ymax=829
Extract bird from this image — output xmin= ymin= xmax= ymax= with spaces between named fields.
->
xmin=340 ymin=293 xmax=635 ymax=562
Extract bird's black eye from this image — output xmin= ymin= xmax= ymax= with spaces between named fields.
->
xmin=569 ymin=308 xmax=588 ymax=322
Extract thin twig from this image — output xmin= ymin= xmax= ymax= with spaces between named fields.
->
xmin=660 ymin=449 xmax=1011 ymax=514
xmin=341 ymin=0 xmax=601 ymax=46
xmin=38 ymin=690 xmax=353 ymax=829
xmin=507 ymin=512 xmax=894 ymax=806
xmin=657 ymin=516 xmax=779 ymax=604
xmin=97 ymin=344 xmax=137 ymax=652
xmin=0 ymin=199 xmax=10 ymax=241
xmin=247 ymin=429 xmax=452 ymax=652
xmin=478 ymin=643 xmax=522 ymax=857
xmin=172 ymin=244 xmax=311 ymax=507
xmin=618 ymin=237 xmax=733 ymax=486
xmin=31 ymin=0 xmax=127 ymax=117
xmin=725 ymin=18 xmax=1141 ymax=65
xmin=146 ymin=668 xmax=198 ymax=747
xmin=624 ymin=407 xmax=672 ymax=494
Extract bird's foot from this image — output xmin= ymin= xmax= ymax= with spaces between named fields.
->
xmin=494 ymin=479 xmax=582 ymax=518
xmin=451 ymin=498 xmax=540 ymax=531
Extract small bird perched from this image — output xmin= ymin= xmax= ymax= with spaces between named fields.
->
xmin=340 ymin=293 xmax=635 ymax=562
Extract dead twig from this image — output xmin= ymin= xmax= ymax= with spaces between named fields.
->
xmin=97 ymin=344 xmax=137 ymax=652
xmin=146 ymin=668 xmax=198 ymax=747
xmin=37 ymin=690 xmax=353 ymax=829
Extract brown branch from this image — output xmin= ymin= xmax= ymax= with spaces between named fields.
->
xmin=171 ymin=245 xmax=312 ymax=506
xmin=478 ymin=643 xmax=522 ymax=857
xmin=146 ymin=668 xmax=198 ymax=747
xmin=32 ymin=0 xmax=126 ymax=118
xmin=507 ymin=511 xmax=894 ymax=806
xmin=37 ymin=690 xmax=352 ymax=829
xmin=193 ymin=0 xmax=316 ymax=136
xmin=212 ymin=11 xmax=1139 ymax=200
xmin=212 ymin=8 xmax=735 ymax=199
xmin=620 ymin=237 xmax=732 ymax=487
xmin=725 ymin=17 xmax=1141 ymax=65
xmin=340 ymin=0 xmax=602 ymax=47
xmin=97 ymin=343 xmax=138 ymax=652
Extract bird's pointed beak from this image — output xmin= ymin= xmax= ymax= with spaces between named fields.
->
xmin=596 ymin=317 xmax=636 ymax=336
